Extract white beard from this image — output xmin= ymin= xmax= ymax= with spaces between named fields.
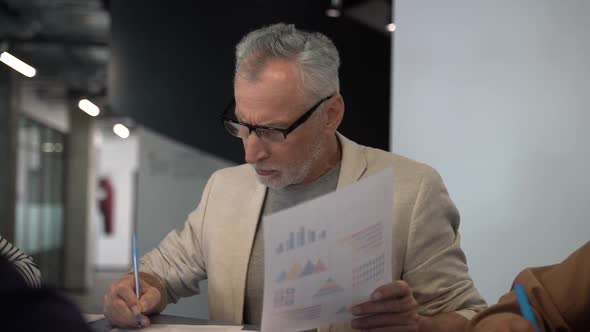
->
xmin=253 ymin=132 xmax=325 ymax=189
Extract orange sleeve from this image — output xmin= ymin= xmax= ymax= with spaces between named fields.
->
xmin=469 ymin=241 xmax=590 ymax=332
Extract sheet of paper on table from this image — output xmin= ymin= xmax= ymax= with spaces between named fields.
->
xmin=262 ymin=169 xmax=394 ymax=332
xmin=111 ymin=325 xmax=245 ymax=332
xmin=83 ymin=313 xmax=105 ymax=323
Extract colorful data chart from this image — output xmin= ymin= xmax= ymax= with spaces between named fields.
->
xmin=276 ymin=259 xmax=328 ymax=283
xmin=338 ymin=222 xmax=383 ymax=253
xmin=275 ymin=227 xmax=327 ymax=254
xmin=314 ymin=278 xmax=344 ymax=297
xmin=273 ymin=288 xmax=295 ymax=309
xmin=352 ymin=253 xmax=385 ymax=288
xmin=335 ymin=306 xmax=348 ymax=314
xmin=276 ymin=304 xmax=322 ymax=321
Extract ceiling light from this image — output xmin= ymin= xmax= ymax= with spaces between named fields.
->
xmin=386 ymin=23 xmax=396 ymax=32
xmin=0 ymin=51 xmax=36 ymax=77
xmin=326 ymin=0 xmax=342 ymax=18
xmin=113 ymin=124 xmax=130 ymax=138
xmin=326 ymin=8 xmax=341 ymax=17
xmin=78 ymin=99 xmax=100 ymax=117
xmin=42 ymin=142 xmax=54 ymax=153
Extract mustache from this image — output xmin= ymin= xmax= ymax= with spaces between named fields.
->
xmin=251 ymin=163 xmax=277 ymax=170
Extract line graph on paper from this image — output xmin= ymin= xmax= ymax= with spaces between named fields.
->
xmin=337 ymin=221 xmax=383 ymax=254
xmin=275 ymin=304 xmax=322 ymax=321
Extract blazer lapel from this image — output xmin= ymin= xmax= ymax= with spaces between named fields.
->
xmin=336 ymin=132 xmax=368 ymax=189
xmin=231 ymin=179 xmax=267 ymax=323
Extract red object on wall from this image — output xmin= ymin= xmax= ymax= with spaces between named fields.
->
xmin=99 ymin=177 xmax=115 ymax=235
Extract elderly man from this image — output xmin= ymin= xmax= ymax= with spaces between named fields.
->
xmin=104 ymin=23 xmax=486 ymax=331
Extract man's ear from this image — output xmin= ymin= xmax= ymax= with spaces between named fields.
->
xmin=323 ymin=94 xmax=344 ymax=133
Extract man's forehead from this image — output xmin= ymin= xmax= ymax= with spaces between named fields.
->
xmin=233 ymin=92 xmax=312 ymax=128
xmin=234 ymin=101 xmax=296 ymax=127
xmin=233 ymin=61 xmax=310 ymax=126
xmin=234 ymin=81 xmax=307 ymax=114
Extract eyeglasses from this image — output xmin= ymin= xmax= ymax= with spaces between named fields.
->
xmin=222 ymin=95 xmax=333 ymax=143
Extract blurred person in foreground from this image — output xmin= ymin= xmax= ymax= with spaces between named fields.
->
xmin=0 ymin=234 xmax=42 ymax=288
xmin=0 ymin=255 xmax=92 ymax=332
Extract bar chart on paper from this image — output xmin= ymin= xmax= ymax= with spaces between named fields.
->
xmin=275 ymin=227 xmax=327 ymax=254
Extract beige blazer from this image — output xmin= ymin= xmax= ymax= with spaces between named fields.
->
xmin=141 ymin=134 xmax=486 ymax=331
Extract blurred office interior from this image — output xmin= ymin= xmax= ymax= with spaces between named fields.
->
xmin=0 ymin=0 xmax=589 ymax=320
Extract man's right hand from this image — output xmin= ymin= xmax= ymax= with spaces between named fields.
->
xmin=103 ymin=274 xmax=163 ymax=328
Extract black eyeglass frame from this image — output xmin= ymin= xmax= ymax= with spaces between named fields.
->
xmin=222 ymin=94 xmax=334 ymax=140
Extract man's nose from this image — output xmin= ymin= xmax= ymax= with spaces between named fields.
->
xmin=244 ymin=132 xmax=269 ymax=164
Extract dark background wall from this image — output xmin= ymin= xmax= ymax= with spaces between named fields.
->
xmin=109 ymin=1 xmax=390 ymax=163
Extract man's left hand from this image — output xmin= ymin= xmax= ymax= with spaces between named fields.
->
xmin=350 ymin=280 xmax=420 ymax=331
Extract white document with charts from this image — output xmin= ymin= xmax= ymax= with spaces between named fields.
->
xmin=262 ymin=169 xmax=394 ymax=332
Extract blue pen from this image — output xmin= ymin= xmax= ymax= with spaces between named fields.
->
xmin=132 ymin=234 xmax=142 ymax=327
xmin=513 ymin=282 xmax=540 ymax=332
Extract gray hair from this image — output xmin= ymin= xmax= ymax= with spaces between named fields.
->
xmin=235 ymin=23 xmax=340 ymax=101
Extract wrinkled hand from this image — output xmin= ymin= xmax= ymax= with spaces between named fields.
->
xmin=472 ymin=315 xmax=537 ymax=332
xmin=103 ymin=274 xmax=162 ymax=328
xmin=350 ymin=280 xmax=419 ymax=331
